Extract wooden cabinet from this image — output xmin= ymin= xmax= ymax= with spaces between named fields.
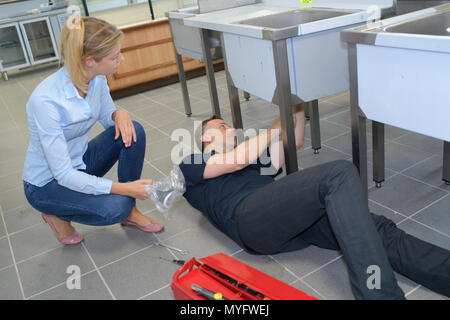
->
xmin=107 ymin=18 xmax=207 ymax=92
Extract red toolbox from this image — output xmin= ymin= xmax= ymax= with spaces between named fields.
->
xmin=171 ymin=252 xmax=318 ymax=300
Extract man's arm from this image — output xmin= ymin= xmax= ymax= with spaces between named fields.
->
xmin=203 ymin=128 xmax=280 ymax=180
xmin=203 ymin=104 xmax=305 ymax=179
xmin=269 ymin=104 xmax=306 ymax=170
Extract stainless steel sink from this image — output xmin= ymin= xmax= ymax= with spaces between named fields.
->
xmin=385 ymin=11 xmax=450 ymax=36
xmin=237 ymin=9 xmax=348 ymax=29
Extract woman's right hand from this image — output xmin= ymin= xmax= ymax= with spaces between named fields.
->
xmin=111 ymin=179 xmax=154 ymax=200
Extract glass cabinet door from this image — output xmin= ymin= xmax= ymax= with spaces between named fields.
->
xmin=0 ymin=23 xmax=30 ymax=71
xmin=20 ymin=17 xmax=58 ymax=64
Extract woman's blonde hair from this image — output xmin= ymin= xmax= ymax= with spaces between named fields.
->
xmin=59 ymin=16 xmax=123 ymax=94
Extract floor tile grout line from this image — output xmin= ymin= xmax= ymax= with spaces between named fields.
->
xmin=368 ymin=198 xmax=408 ymax=221
xmin=137 ymin=283 xmax=171 ymax=300
xmin=407 ymin=216 xmax=450 ymax=238
xmin=81 ymin=241 xmax=117 ymax=300
xmin=404 ymin=284 xmax=422 ymax=298
xmin=367 ymin=197 xmax=450 ymax=237
xmin=268 ymin=255 xmax=304 ymax=283
xmin=5 ymin=82 xmax=30 ymax=141
xmin=291 ymin=278 xmax=329 ymax=300
xmin=0 ymin=204 xmax=26 ymax=299
xmin=14 ymin=243 xmax=64 ymax=266
xmin=320 ymin=107 xmax=351 ymax=122
xmin=0 ymin=262 xmax=15 ymax=273
xmin=299 ymin=255 xmax=344 ymax=281
xmin=396 ymin=193 xmax=450 ymax=237
xmin=25 ymin=268 xmax=99 ymax=300
xmin=398 ymin=171 xmax=450 ymax=194
xmin=4 ymin=204 xmax=188 ymax=267
xmin=144 ymin=158 xmax=167 ymax=177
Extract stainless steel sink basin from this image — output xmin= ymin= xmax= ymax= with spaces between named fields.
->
xmin=237 ymin=9 xmax=348 ymax=29
xmin=385 ymin=11 xmax=450 ymax=36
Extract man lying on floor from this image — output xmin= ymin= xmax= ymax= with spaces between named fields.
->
xmin=178 ymin=103 xmax=450 ymax=300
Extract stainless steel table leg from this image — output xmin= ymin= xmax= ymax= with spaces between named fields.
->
xmin=243 ymin=91 xmax=250 ymax=101
xmin=348 ymin=44 xmax=369 ymax=201
xmin=372 ymin=121 xmax=385 ymax=188
xmin=444 ymin=141 xmax=450 ymax=185
xmin=220 ymin=33 xmax=243 ymax=129
xmin=309 ymin=100 xmax=321 ymax=154
xmin=200 ymin=29 xmax=221 ymax=118
xmin=273 ymin=39 xmax=298 ymax=174
xmin=304 ymin=102 xmax=310 ymax=120
xmin=2 ymin=72 xmax=8 ymax=81
xmin=174 ymin=52 xmax=192 ymax=116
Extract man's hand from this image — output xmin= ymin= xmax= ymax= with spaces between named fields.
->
xmin=112 ymin=110 xmax=136 ymax=148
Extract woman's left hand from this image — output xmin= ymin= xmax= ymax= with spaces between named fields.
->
xmin=112 ymin=110 xmax=136 ymax=148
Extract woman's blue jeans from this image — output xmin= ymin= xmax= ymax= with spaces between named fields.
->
xmin=24 ymin=121 xmax=146 ymax=226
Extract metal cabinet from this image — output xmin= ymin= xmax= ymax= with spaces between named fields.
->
xmin=0 ymin=22 xmax=31 ymax=77
xmin=0 ymin=17 xmax=59 ymax=80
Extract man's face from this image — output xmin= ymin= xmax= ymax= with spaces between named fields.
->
xmin=203 ymin=119 xmax=237 ymax=152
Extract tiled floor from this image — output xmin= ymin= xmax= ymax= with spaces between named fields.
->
xmin=0 ymin=63 xmax=449 ymax=300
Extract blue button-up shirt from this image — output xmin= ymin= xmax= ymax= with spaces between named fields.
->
xmin=22 ymin=68 xmax=117 ymax=195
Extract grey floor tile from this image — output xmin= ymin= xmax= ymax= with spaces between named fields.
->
xmin=289 ymin=279 xmax=324 ymax=300
xmin=231 ymin=251 xmax=298 ymax=285
xmin=301 ymin=256 xmax=354 ymax=300
xmin=402 ymin=155 xmax=450 ymax=191
xmin=322 ymin=92 xmax=350 ymax=107
xmin=146 ymin=139 xmax=180 ymax=163
xmin=10 ymin=223 xmax=64 ymax=262
xmin=367 ymin=123 xmax=411 ymax=141
xmin=99 ymin=245 xmax=180 ymax=300
xmin=0 ymin=266 xmax=23 ymax=299
xmin=114 ymin=93 xmax=148 ymax=108
xmin=17 ymin=244 xmax=95 ymax=298
xmin=151 ymin=154 xmax=185 ymax=176
xmin=0 ymin=237 xmax=13 ymax=270
xmin=406 ymin=285 xmax=449 ymax=300
xmin=323 ymin=131 xmax=367 ymax=156
xmin=3 ymin=206 xmax=42 ymax=235
xmin=297 ymin=146 xmax=350 ymax=170
xmin=141 ymin=162 xmax=166 ymax=182
xmin=30 ymin=271 xmax=113 ymax=300
xmin=369 ymin=174 xmax=448 ymax=217
xmin=141 ymin=284 xmax=174 ymax=300
xmin=394 ymin=132 xmax=444 ymax=156
xmin=127 ymin=100 xmax=171 ymax=118
xmin=367 ymin=141 xmax=434 ymax=173
xmin=0 ymin=158 xmax=24 ymax=178
xmin=323 ymin=109 xmax=350 ymax=127
xmin=397 ymin=218 xmax=450 ymax=251
xmin=411 ymin=194 xmax=450 ymax=236
xmin=161 ymin=223 xmax=242 ymax=261
xmin=0 ymin=169 xmax=24 ymax=193
xmin=156 ymin=117 xmax=197 ymax=138
xmin=304 ymin=120 xmax=350 ymax=142
xmin=81 ymin=226 xmax=158 ymax=268
xmin=318 ymin=101 xmax=349 ymax=120
xmin=0 ymin=216 xmax=5 ymax=238
xmin=271 ymin=245 xmax=341 ymax=280
xmin=0 ymin=186 xmax=28 ymax=214
xmin=147 ymin=198 xmax=208 ymax=241
xmin=369 ymin=200 xmax=406 ymax=224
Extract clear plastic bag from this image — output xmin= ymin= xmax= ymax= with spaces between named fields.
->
xmin=145 ymin=165 xmax=186 ymax=217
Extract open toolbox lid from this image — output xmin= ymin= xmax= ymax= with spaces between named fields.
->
xmin=172 ymin=252 xmax=317 ymax=300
